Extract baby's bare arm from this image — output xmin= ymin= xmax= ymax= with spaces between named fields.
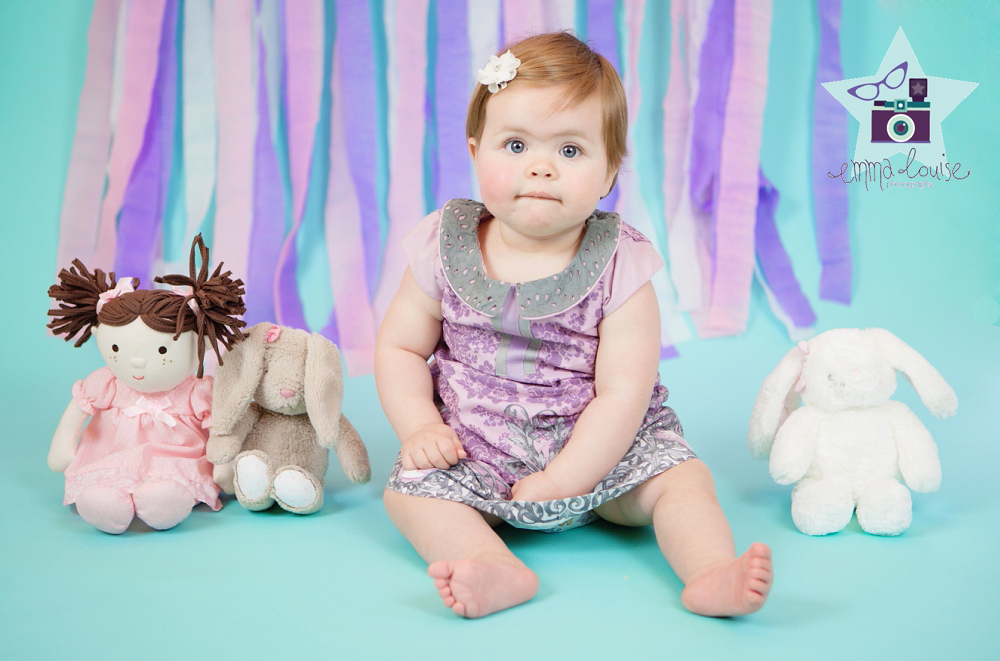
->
xmin=512 ymin=282 xmax=661 ymax=501
xmin=375 ymin=269 xmax=465 ymax=470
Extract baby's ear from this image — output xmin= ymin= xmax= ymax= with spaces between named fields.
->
xmin=468 ymin=137 xmax=478 ymax=160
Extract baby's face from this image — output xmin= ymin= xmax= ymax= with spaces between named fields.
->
xmin=469 ymin=84 xmax=615 ymax=242
xmin=94 ymin=318 xmax=199 ymax=393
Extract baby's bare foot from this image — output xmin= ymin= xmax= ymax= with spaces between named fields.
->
xmin=427 ymin=554 xmax=538 ymax=618
xmin=681 ymin=542 xmax=772 ymax=616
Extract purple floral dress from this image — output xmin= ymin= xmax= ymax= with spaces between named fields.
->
xmin=385 ymin=199 xmax=695 ymax=531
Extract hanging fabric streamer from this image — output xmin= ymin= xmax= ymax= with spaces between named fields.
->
xmin=616 ymin=0 xmax=688 ymax=354
xmin=466 ymin=0 xmax=501 ymax=203
xmin=693 ymin=0 xmax=773 ymax=337
xmin=55 ymin=0 xmax=119 ymax=273
xmin=323 ymin=0 xmax=379 ymax=375
xmin=434 ymin=0 xmax=471 ymax=208
xmin=586 ymin=0 xmax=620 ymax=212
xmin=662 ymin=0 xmax=710 ymax=313
xmin=813 ymin=0 xmax=851 ymax=304
xmin=212 ymin=1 xmax=255 ymax=294
xmin=273 ymin=0 xmax=323 ymax=330
xmin=93 ymin=0 xmax=167 ymax=271
xmin=115 ymin=0 xmax=178 ymax=284
xmin=181 ymin=0 xmax=216 ymax=245
xmin=754 ymin=172 xmax=816 ymax=337
xmin=245 ymin=6 xmax=286 ymax=327
xmin=373 ymin=0 xmax=430 ymax=325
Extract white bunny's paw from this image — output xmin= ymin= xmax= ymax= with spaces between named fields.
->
xmin=857 ymin=479 xmax=912 ymax=536
xmin=273 ymin=466 xmax=324 ymax=515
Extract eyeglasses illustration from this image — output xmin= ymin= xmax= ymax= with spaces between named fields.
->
xmin=847 ymin=61 xmax=908 ymax=101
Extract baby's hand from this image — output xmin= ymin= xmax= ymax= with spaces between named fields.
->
xmin=510 ymin=470 xmax=574 ymax=502
xmin=401 ymin=423 xmax=466 ymax=470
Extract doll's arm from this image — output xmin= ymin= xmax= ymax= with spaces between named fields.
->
xmin=48 ymin=401 xmax=89 ymax=472
xmin=206 ymin=405 xmax=259 ymax=464
xmin=513 ymin=282 xmax=661 ymax=502
xmin=375 ymin=268 xmax=466 ymax=470
xmin=886 ymin=401 xmax=941 ymax=493
xmin=768 ymin=407 xmax=820 ymax=485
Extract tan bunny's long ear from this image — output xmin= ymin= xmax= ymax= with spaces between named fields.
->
xmin=748 ymin=344 xmax=806 ymax=459
xmin=211 ymin=322 xmax=268 ymax=435
xmin=867 ymin=328 xmax=957 ymax=418
xmin=304 ymin=332 xmax=344 ymax=446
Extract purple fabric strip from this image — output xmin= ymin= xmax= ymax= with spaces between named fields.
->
xmin=754 ymin=172 xmax=816 ymax=328
xmin=115 ymin=0 xmax=177 ymax=285
xmin=813 ymin=0 xmax=851 ymax=303
xmin=336 ymin=0 xmax=381 ymax=292
xmin=246 ymin=15 xmax=287 ymax=327
xmin=434 ymin=0 xmax=471 ymax=207
xmin=587 ymin=0 xmax=620 ymax=211
xmin=274 ymin=4 xmax=308 ymax=330
xmin=688 ymin=0 xmax=734 ymax=217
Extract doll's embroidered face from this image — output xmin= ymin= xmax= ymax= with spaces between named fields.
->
xmin=468 ymin=84 xmax=615 ymax=242
xmin=94 ymin=319 xmax=199 ymax=393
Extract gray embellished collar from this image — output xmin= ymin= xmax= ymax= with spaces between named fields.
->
xmin=439 ymin=198 xmax=621 ymax=319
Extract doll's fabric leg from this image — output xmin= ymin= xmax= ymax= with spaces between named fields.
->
xmin=790 ymin=478 xmax=854 ymax=535
xmin=233 ymin=450 xmax=275 ymax=510
xmin=856 ymin=478 xmax=912 ymax=536
xmin=74 ymin=486 xmax=135 ymax=534
xmin=272 ymin=466 xmax=323 ymax=515
xmin=132 ymin=480 xmax=197 ymax=530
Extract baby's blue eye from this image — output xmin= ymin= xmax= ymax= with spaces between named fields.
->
xmin=506 ymin=140 xmax=525 ymax=154
xmin=561 ymin=145 xmax=580 ymax=158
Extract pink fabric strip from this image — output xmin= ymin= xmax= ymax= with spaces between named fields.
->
xmin=92 ymin=0 xmax=167 ymax=271
xmin=212 ymin=1 xmax=254 ymax=289
xmin=693 ymin=0 xmax=772 ymax=337
xmin=502 ymin=0 xmax=544 ymax=42
xmin=56 ymin=0 xmax=119 ymax=272
xmin=323 ymin=17 xmax=377 ymax=376
xmin=373 ymin=0 xmax=430 ymax=325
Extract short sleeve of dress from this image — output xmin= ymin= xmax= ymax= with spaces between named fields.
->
xmin=72 ymin=367 xmax=117 ymax=415
xmin=401 ymin=209 xmax=444 ymax=301
xmin=602 ymin=223 xmax=665 ymax=317
xmin=188 ymin=376 xmax=214 ymax=429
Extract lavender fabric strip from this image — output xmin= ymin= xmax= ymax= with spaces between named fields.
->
xmin=56 ymin=0 xmax=118 ymax=272
xmin=94 ymin=0 xmax=168 ymax=270
xmin=245 ymin=18 xmax=286 ymax=327
xmin=434 ymin=0 xmax=471 ymax=207
xmin=813 ymin=0 xmax=851 ymax=303
xmin=754 ymin=172 xmax=816 ymax=329
xmin=115 ymin=0 xmax=177 ymax=285
xmin=337 ymin=0 xmax=382 ymax=291
xmin=587 ymin=0 xmax=620 ymax=211
xmin=688 ymin=0 xmax=734 ymax=217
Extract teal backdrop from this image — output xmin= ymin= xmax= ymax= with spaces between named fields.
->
xmin=1 ymin=1 xmax=997 ymax=658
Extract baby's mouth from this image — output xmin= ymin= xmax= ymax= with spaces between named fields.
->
xmin=520 ymin=192 xmax=558 ymax=201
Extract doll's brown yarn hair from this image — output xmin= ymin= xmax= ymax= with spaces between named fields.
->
xmin=48 ymin=234 xmax=247 ymax=377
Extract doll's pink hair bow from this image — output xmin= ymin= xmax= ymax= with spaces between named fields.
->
xmin=96 ymin=278 xmax=136 ymax=313
xmin=171 ymin=285 xmax=200 ymax=314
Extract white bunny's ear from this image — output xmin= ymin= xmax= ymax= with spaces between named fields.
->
xmin=748 ymin=345 xmax=806 ymax=458
xmin=867 ymin=328 xmax=957 ymax=418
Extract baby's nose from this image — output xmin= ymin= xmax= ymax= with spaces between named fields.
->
xmin=280 ymin=389 xmax=296 ymax=399
xmin=130 ymin=356 xmax=147 ymax=368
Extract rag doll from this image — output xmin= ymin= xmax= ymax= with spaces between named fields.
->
xmin=747 ymin=328 xmax=957 ymax=536
xmin=47 ymin=235 xmax=246 ymax=534
xmin=206 ymin=322 xmax=370 ymax=515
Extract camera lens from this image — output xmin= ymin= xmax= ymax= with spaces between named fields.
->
xmin=887 ymin=114 xmax=916 ymax=142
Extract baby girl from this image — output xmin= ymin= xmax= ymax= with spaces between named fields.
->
xmin=376 ymin=32 xmax=772 ymax=617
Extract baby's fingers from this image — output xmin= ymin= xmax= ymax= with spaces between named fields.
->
xmin=435 ymin=438 xmax=466 ymax=466
xmin=401 ymin=447 xmax=431 ymax=470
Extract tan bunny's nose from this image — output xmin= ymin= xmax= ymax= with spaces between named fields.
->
xmin=280 ymin=389 xmax=296 ymax=399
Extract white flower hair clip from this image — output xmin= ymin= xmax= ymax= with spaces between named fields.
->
xmin=477 ymin=50 xmax=521 ymax=94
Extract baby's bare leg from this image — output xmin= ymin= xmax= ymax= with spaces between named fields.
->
xmin=595 ymin=459 xmax=772 ymax=616
xmin=383 ymin=490 xmax=538 ymax=618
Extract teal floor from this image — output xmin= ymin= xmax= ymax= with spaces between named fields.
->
xmin=2 ymin=2 xmax=998 ymax=659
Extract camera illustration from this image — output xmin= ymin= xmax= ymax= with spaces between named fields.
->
xmin=871 ymin=77 xmax=930 ymax=143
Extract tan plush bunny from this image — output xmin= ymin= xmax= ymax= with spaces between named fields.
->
xmin=207 ymin=323 xmax=370 ymax=515
xmin=747 ymin=328 xmax=957 ymax=536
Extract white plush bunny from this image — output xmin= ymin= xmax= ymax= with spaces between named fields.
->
xmin=747 ymin=328 xmax=957 ymax=536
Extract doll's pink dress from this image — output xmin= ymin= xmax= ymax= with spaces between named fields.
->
xmin=63 ymin=367 xmax=221 ymax=510
xmin=385 ymin=199 xmax=696 ymax=531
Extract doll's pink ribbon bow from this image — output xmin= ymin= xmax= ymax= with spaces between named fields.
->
xmin=123 ymin=396 xmax=178 ymax=427
xmin=96 ymin=278 xmax=136 ymax=313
